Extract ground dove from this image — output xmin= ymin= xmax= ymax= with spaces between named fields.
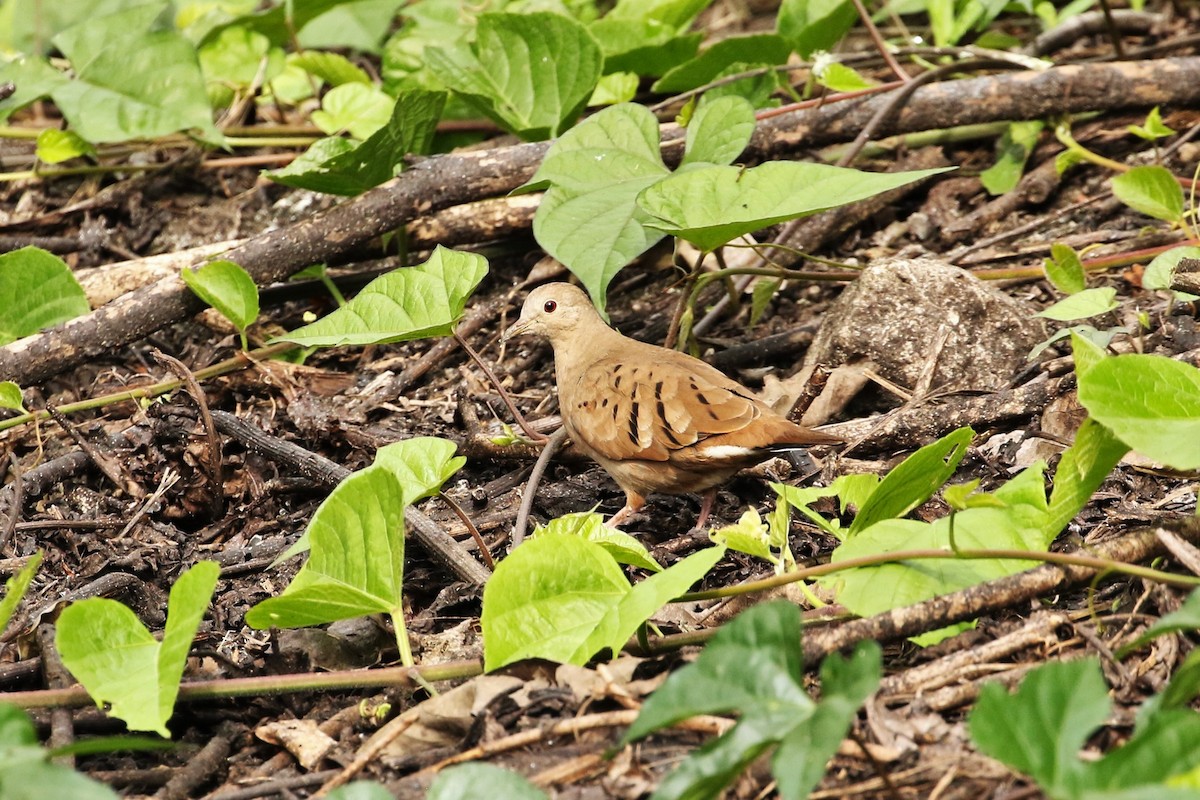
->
xmin=503 ymin=282 xmax=842 ymax=529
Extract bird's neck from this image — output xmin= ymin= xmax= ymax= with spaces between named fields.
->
xmin=550 ymin=317 xmax=627 ymax=384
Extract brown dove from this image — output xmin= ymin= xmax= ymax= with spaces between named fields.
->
xmin=503 ymin=282 xmax=841 ymax=529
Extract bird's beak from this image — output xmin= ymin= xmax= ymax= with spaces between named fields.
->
xmin=501 ymin=316 xmax=533 ymax=343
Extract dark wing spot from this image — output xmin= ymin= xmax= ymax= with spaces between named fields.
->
xmin=601 ymin=397 xmax=609 ymax=407
xmin=696 ymin=392 xmax=711 ymax=406
xmin=662 ymin=424 xmax=683 ymax=447
xmin=627 ymin=400 xmax=641 ymax=446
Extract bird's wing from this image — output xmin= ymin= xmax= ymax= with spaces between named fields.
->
xmin=564 ymin=356 xmax=762 ymax=463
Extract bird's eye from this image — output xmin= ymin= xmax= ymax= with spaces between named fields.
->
xmin=543 ymin=300 xmax=557 ymax=313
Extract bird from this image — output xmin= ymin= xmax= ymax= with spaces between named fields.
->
xmin=502 ymin=282 xmax=842 ymax=530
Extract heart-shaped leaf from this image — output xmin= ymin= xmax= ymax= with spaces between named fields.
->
xmin=482 ymin=532 xmax=722 ymax=669
xmin=182 ymin=260 xmax=259 ymax=336
xmin=273 ymin=246 xmax=487 ymax=347
xmin=1077 ymin=352 xmax=1200 ymax=470
xmin=638 ymin=162 xmax=953 ymax=252
xmin=247 ymin=466 xmax=405 ymax=629
xmin=0 ymin=246 xmax=91 ymax=346
xmin=57 ymin=562 xmax=220 ymax=737
xmin=426 ymin=12 xmax=602 ymax=140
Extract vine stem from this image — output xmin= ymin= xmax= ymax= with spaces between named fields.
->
xmin=680 ymin=545 xmax=1200 ymax=602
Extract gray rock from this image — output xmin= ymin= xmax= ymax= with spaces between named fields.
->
xmin=804 ymin=257 xmax=1046 ymax=392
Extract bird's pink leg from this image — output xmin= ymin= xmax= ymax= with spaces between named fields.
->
xmin=689 ymin=488 xmax=718 ymax=532
xmin=605 ymin=491 xmax=646 ymax=528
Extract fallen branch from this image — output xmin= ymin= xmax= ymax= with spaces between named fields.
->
xmin=3 ymin=57 xmax=1200 ymax=386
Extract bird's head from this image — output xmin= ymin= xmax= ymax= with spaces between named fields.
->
xmin=502 ymin=282 xmax=602 ymax=343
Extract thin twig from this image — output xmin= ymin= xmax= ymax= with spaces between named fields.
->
xmin=152 ymin=349 xmax=225 ymax=519
xmin=512 ymin=426 xmax=570 ymax=548
xmin=454 ymin=329 xmax=548 ymax=443
xmin=439 ymin=491 xmax=496 ymax=570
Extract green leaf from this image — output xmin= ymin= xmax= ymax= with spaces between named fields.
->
xmin=296 ymin=0 xmax=403 ymax=53
xmin=291 ymin=49 xmax=372 ymax=86
xmin=246 ymin=466 xmax=405 ymax=629
xmin=605 ymin=0 xmax=714 ymax=30
xmin=0 ymin=552 xmax=40 ymax=633
xmin=972 ymin=658 xmax=1200 ymax=797
xmin=652 ymin=34 xmax=791 ymax=93
xmin=637 ymin=162 xmax=953 ymax=252
xmin=426 ymin=12 xmax=602 ymax=140
xmin=47 ymin=4 xmax=220 ymax=143
xmin=482 ymin=533 xmax=721 ymax=669
xmin=0 ymin=381 xmax=25 ymax=413
xmin=1077 ymin=353 xmax=1200 ymax=470
xmin=1043 ymin=417 xmax=1128 ymax=537
xmin=325 ymin=781 xmax=399 ymax=800
xmin=1035 ymin=287 xmax=1119 ymax=321
xmin=534 ymin=512 xmax=662 ymax=572
xmin=35 ymin=129 xmax=95 ymax=164
xmin=56 ymin=562 xmax=220 ymax=737
xmin=182 ymin=260 xmax=259 ymax=336
xmin=813 ymin=61 xmax=876 ymax=92
xmin=1123 ymin=588 xmax=1200 ymax=654
xmin=1127 ymin=106 xmax=1175 ymax=141
xmin=1070 ymin=329 xmax=1109 ymax=378
xmin=971 ymin=659 xmax=1109 ymax=796
xmin=680 ymin=95 xmax=755 ymax=168
xmin=201 ymin=0 xmax=367 ymax=49
xmin=0 ymin=56 xmax=71 ymax=125
xmin=849 ymin=427 xmax=973 ymax=536
xmin=0 ymin=704 xmax=119 ymax=800
xmin=1043 ymin=242 xmax=1087 ymax=295
xmin=710 ymin=508 xmax=778 ymax=563
xmin=980 ymin=120 xmax=1044 ymax=196
xmin=589 ymin=71 xmax=640 ymax=106
xmin=482 ymin=532 xmax=632 ymax=670
xmin=773 ymin=641 xmax=881 ymax=800
xmin=311 ymin=82 xmax=395 ymax=139
xmin=373 ymin=437 xmax=466 ymax=506
xmin=429 ymin=764 xmax=547 ymax=800
xmin=267 ymin=88 xmax=446 ymax=195
xmin=198 ymin=25 xmax=285 ymax=107
xmin=276 ymin=437 xmax=465 ymax=564
xmin=526 ymin=103 xmax=671 ymax=313
xmin=772 ymin=482 xmax=842 ymax=536
xmin=273 ymin=246 xmax=487 ymax=347
xmin=776 ymin=0 xmax=857 ymax=57
xmin=1143 ymin=245 xmax=1200 ymax=301
xmin=826 ymin=467 xmax=1052 ymax=643
xmin=624 ymin=602 xmax=880 ymax=800
xmin=589 ymin=18 xmax=701 ymax=77
xmin=0 ymin=246 xmax=91 ymax=346
xmin=624 ymin=602 xmax=811 ymax=742
xmin=1111 ymin=165 xmax=1185 ymax=223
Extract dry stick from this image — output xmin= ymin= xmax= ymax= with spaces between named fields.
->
xmin=156 ymin=721 xmax=237 ymax=800
xmin=43 ymin=405 xmax=127 ymax=493
xmin=439 ymin=490 xmax=496 ymax=570
xmin=511 ymin=426 xmax=570 ymax=548
xmin=801 ymin=517 xmax=1200 ymax=664
xmin=209 ymin=410 xmax=491 ymax=585
xmin=36 ymin=622 xmax=76 ymax=767
xmin=5 ymin=58 xmax=1200 ymax=387
xmin=849 ymin=0 xmax=910 ymax=83
xmin=152 ymin=349 xmax=224 ymax=520
xmin=0 ymin=455 xmax=21 ymax=554
xmin=454 ymin=329 xmax=546 ymax=443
